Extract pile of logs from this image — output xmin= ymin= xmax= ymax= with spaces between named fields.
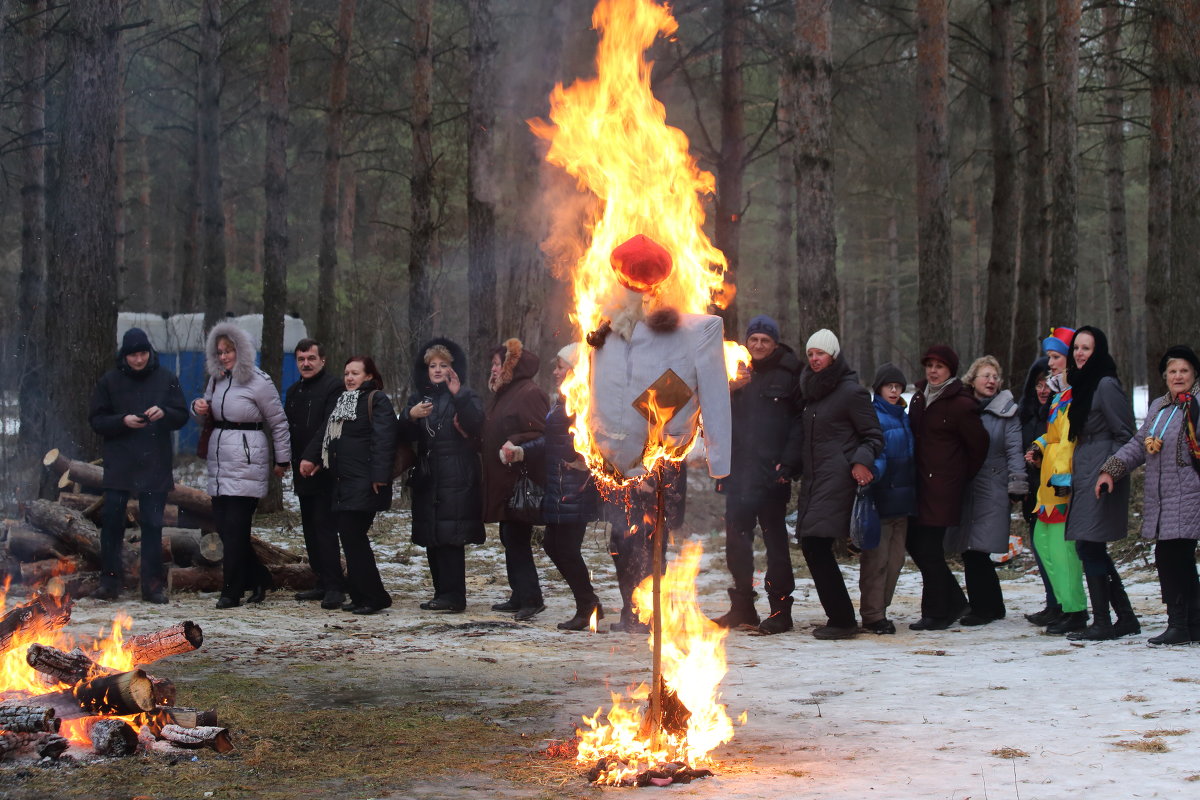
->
xmin=0 ymin=450 xmax=316 ymax=597
xmin=0 ymin=594 xmax=230 ymax=759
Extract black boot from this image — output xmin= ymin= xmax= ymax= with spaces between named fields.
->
xmin=1068 ymin=574 xmax=1115 ymax=641
xmin=1189 ymin=585 xmax=1200 ymax=643
xmin=559 ymin=598 xmax=604 ymax=631
xmin=758 ymin=597 xmax=794 ymax=635
xmin=609 ymin=606 xmax=650 ymax=634
xmin=94 ymin=575 xmax=121 ymax=601
xmin=1108 ymin=572 xmax=1141 ymax=638
xmin=1045 ymin=610 xmax=1088 ymax=635
xmin=712 ymin=588 xmax=760 ymax=629
xmin=1025 ymin=603 xmax=1062 ymax=626
xmin=1148 ymin=594 xmax=1191 ymax=646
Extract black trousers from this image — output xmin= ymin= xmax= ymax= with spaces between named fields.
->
xmin=427 ymin=544 xmax=466 ymax=604
xmin=543 ymin=522 xmax=596 ymax=605
xmin=500 ymin=521 xmax=543 ymax=607
xmin=799 ymin=536 xmax=856 ymax=627
xmin=725 ymin=494 xmax=794 ymax=601
xmin=962 ymin=550 xmax=1005 ymax=619
xmin=337 ymin=510 xmax=391 ymax=609
xmin=1154 ymin=539 xmax=1199 ymax=605
xmin=1075 ymin=539 xmax=1117 ymax=578
xmin=609 ymin=518 xmax=668 ymax=614
xmin=212 ymin=495 xmax=268 ymax=599
xmin=101 ymin=489 xmax=167 ymax=593
xmin=299 ymin=491 xmax=344 ymax=592
xmin=906 ymin=522 xmax=967 ymax=619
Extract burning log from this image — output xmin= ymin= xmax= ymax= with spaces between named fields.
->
xmin=24 ymin=499 xmax=102 ymax=564
xmin=37 ymin=733 xmax=70 ymax=759
xmin=138 ymin=706 xmax=218 ymax=737
xmin=123 ymin=621 xmax=203 ymax=664
xmin=160 ymin=723 xmax=234 ymax=753
xmin=43 ymin=450 xmax=214 ymax=519
xmin=0 ymin=705 xmax=60 ymax=734
xmin=168 ymin=562 xmax=316 ymax=593
xmin=0 ymin=594 xmax=72 ymax=657
xmin=2 ymin=520 xmax=67 ymax=562
xmin=21 ymin=669 xmax=158 ymax=720
xmin=88 ymin=717 xmax=138 ymax=757
xmin=26 ymin=643 xmax=178 ymax=705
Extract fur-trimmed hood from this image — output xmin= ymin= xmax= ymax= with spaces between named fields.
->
xmin=488 ymin=338 xmax=539 ymax=394
xmin=205 ymin=321 xmax=258 ymax=384
xmin=411 ymin=337 xmax=471 ymax=394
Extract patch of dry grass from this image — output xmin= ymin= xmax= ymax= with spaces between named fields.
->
xmin=1143 ymin=729 xmax=1189 ymax=737
xmin=991 ymin=747 xmax=1028 ymax=759
xmin=1122 ymin=694 xmax=1148 ymax=702
xmin=1112 ymin=738 xmax=1169 ymax=753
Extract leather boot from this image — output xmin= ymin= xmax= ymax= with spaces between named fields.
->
xmin=559 ymin=598 xmax=604 ymax=631
xmin=1108 ymin=571 xmax=1141 ymax=638
xmin=712 ymin=588 xmax=760 ymax=629
xmin=757 ymin=597 xmax=794 ymax=635
xmin=1068 ymin=574 xmax=1115 ymax=641
xmin=1025 ymin=603 xmax=1062 ymax=626
xmin=1148 ymin=594 xmax=1191 ymax=646
xmin=1045 ymin=610 xmax=1088 ymax=635
xmin=610 ymin=606 xmax=650 ymax=634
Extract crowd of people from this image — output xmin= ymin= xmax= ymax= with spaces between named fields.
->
xmin=88 ymin=316 xmax=1200 ymax=645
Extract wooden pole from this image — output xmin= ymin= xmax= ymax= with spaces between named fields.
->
xmin=647 ymin=463 xmax=666 ymax=747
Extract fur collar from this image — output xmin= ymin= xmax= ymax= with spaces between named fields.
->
xmin=205 ymin=321 xmax=257 ymax=385
xmin=489 ymin=338 xmax=539 ymax=393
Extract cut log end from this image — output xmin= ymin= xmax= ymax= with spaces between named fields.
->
xmin=160 ymin=723 xmax=234 ymax=753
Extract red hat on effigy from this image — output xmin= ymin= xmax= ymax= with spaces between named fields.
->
xmin=610 ymin=234 xmax=673 ymax=293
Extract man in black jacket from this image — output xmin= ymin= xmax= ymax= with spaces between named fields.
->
xmin=284 ymin=338 xmax=346 ymax=609
xmin=88 ymin=327 xmax=189 ymax=602
xmin=713 ymin=315 xmax=804 ymax=634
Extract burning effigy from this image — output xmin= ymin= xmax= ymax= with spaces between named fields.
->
xmin=530 ymin=0 xmax=749 ymax=786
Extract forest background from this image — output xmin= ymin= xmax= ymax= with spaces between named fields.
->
xmin=0 ymin=0 xmax=1198 ymax=506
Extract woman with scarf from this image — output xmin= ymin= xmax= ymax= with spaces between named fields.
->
xmin=1018 ymin=356 xmax=1059 ymax=624
xmin=906 ymin=345 xmax=988 ymax=631
xmin=300 ymin=356 xmax=398 ymax=615
xmin=401 ymin=339 xmax=485 ymax=613
xmin=1053 ymin=326 xmax=1138 ymax=641
xmin=1097 ymin=345 xmax=1200 ymax=645
xmin=1027 ymin=327 xmax=1090 ymax=633
xmin=191 ymin=323 xmax=291 ymax=609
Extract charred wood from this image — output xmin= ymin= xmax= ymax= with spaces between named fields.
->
xmin=19 ymin=556 xmax=88 ymax=587
xmin=123 ymin=621 xmax=203 ymax=664
xmin=37 ymin=733 xmax=70 ymax=759
xmin=138 ymin=706 xmax=218 ymax=737
xmin=0 ymin=594 xmax=72 ymax=657
xmin=88 ymin=717 xmax=138 ymax=756
xmin=0 ymin=705 xmax=59 ymax=734
xmin=160 ymin=723 xmax=234 ymax=753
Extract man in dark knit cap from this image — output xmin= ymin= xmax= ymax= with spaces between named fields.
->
xmin=88 ymin=327 xmax=189 ymax=602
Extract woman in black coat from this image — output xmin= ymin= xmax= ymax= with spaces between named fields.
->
xmin=1018 ymin=356 xmax=1059 ymax=624
xmin=400 ymin=338 xmax=486 ymax=613
xmin=300 ymin=356 xmax=398 ymax=615
xmin=509 ymin=343 xmax=601 ymax=631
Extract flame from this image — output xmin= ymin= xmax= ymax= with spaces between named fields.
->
xmin=531 ymin=0 xmax=737 ymax=482
xmin=0 ymin=582 xmax=138 ymax=745
xmin=576 ymin=542 xmax=735 ymax=783
xmin=723 ymin=341 xmax=751 ymax=381
xmin=588 ymin=608 xmax=599 ymax=633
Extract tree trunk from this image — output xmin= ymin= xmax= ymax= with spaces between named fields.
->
xmin=44 ymin=0 xmax=121 ymax=459
xmin=114 ymin=40 xmax=127 ymax=306
xmin=198 ymin=0 xmax=226 ymax=328
xmin=1015 ymin=0 xmax=1048 ymax=367
xmin=915 ymin=0 xmax=952 ymax=349
xmin=316 ymin=0 xmax=356 ymax=347
xmin=178 ymin=111 xmax=202 ymax=312
xmin=17 ymin=0 xmax=48 ymax=453
xmin=261 ymin=0 xmax=292 ymax=514
xmin=792 ymin=0 xmax=838 ymax=337
xmin=139 ymin=136 xmax=153 ymax=307
xmin=715 ymin=0 xmax=746 ymax=334
xmin=408 ymin=0 xmax=435 ymax=347
xmin=468 ymin=0 xmax=498 ymax=391
xmin=774 ymin=66 xmax=796 ymax=336
xmin=1047 ymin=0 xmax=1080 ymax=324
xmin=1170 ymin=2 xmax=1200 ymax=354
xmin=984 ymin=0 xmax=1019 ymax=378
xmin=1102 ymin=2 xmax=1133 ymax=389
xmin=1145 ymin=2 xmax=1173 ymax=389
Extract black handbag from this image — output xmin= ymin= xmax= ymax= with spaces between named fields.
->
xmin=506 ymin=465 xmax=544 ymax=524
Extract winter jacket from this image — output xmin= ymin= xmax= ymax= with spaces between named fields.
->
xmin=718 ymin=343 xmax=804 ymax=506
xmin=945 ymin=390 xmax=1028 ymax=554
xmin=1104 ymin=392 xmax=1200 ymax=541
xmin=869 ymin=395 xmax=917 ymax=520
xmin=481 ymin=339 xmax=550 ymax=523
xmin=1018 ymin=357 xmax=1050 ymax=523
xmin=284 ymin=368 xmax=343 ymax=497
xmin=89 ymin=349 xmax=189 ymax=493
xmin=193 ymin=322 xmax=291 ymax=498
xmin=909 ymin=377 xmax=988 ymax=527
xmin=1032 ymin=385 xmax=1075 ymax=522
xmin=1063 ymin=375 xmax=1134 ymax=543
xmin=795 ymin=355 xmax=883 ymax=539
xmin=400 ymin=337 xmax=486 ymax=548
xmin=302 ymin=380 xmax=399 ymax=513
xmin=522 ymin=395 xmax=598 ymax=525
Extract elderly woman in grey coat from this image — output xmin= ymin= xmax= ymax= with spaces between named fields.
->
xmin=1098 ymin=345 xmax=1200 ymax=645
xmin=945 ymin=356 xmax=1027 ymax=625
xmin=192 ymin=322 xmax=291 ymax=609
xmin=1060 ymin=326 xmax=1138 ymax=641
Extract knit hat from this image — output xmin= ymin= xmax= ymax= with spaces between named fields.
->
xmin=1158 ymin=344 xmax=1200 ymax=376
xmin=557 ymin=342 xmax=581 ymax=369
xmin=805 ymin=329 xmax=841 ymax=358
xmin=610 ymin=234 xmax=673 ymax=293
xmin=745 ymin=314 xmax=780 ymax=343
xmin=872 ymin=362 xmax=908 ymax=394
xmin=920 ymin=344 xmax=959 ymax=376
xmin=1042 ymin=326 xmax=1075 ymax=357
xmin=119 ymin=327 xmax=153 ymax=357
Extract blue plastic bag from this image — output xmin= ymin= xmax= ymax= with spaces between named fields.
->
xmin=849 ymin=487 xmax=881 ymax=551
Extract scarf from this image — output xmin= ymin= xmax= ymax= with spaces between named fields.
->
xmin=923 ymin=377 xmax=951 ymax=407
xmin=1066 ymin=325 xmax=1120 ymax=441
xmin=320 ymin=389 xmax=361 ymax=468
xmin=1177 ymin=389 xmax=1200 ymax=476
xmin=799 ymin=354 xmax=850 ymax=403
